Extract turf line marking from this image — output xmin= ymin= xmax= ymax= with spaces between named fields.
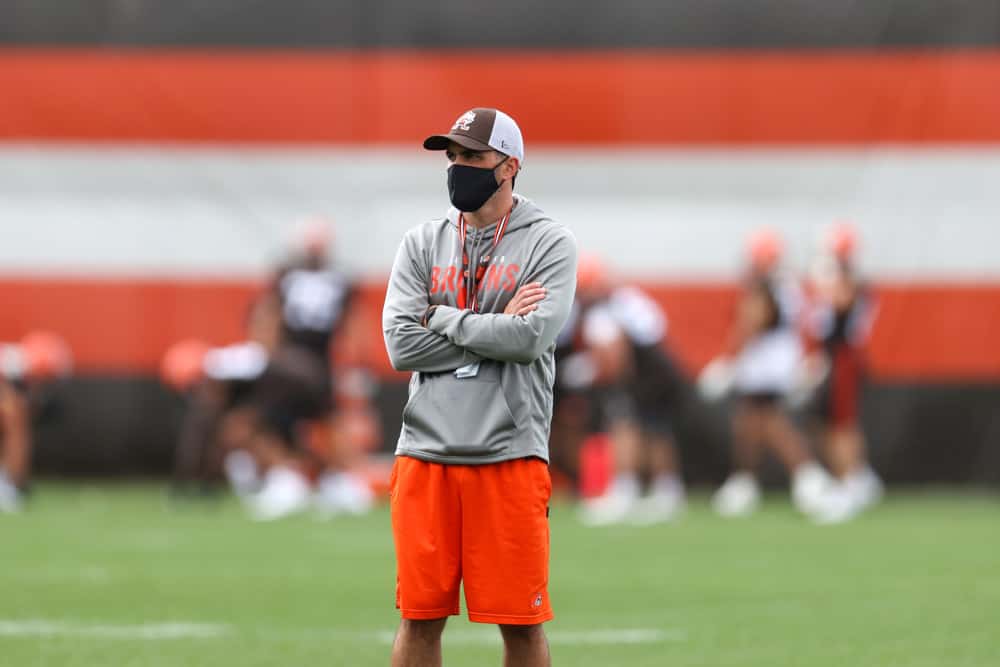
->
xmin=0 ymin=621 xmax=683 ymax=645
xmin=549 ymin=629 xmax=686 ymax=644
xmin=0 ymin=620 xmax=231 ymax=640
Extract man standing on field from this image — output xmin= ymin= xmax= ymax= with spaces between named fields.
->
xmin=382 ymin=107 xmax=578 ymax=667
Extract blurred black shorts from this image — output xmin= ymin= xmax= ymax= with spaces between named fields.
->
xmin=251 ymin=345 xmax=332 ymax=446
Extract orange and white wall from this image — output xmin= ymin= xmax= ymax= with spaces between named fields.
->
xmin=2 ymin=41 xmax=998 ymax=479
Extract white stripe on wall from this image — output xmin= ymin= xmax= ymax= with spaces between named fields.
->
xmin=0 ymin=146 xmax=997 ymax=280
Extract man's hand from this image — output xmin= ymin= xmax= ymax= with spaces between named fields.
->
xmin=504 ymin=282 xmax=546 ymax=316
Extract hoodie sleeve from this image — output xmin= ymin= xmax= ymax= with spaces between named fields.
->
xmin=382 ymin=229 xmax=481 ymax=372
xmin=426 ymin=225 xmax=578 ymax=365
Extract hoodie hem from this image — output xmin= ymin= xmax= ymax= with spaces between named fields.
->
xmin=394 ymin=447 xmax=549 ymax=466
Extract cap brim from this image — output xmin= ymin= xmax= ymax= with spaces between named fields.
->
xmin=423 ymin=133 xmax=493 ymax=152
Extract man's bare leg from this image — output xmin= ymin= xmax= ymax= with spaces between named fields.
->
xmin=580 ymin=418 xmax=643 ymax=524
xmin=646 ymin=433 xmax=678 ymax=479
xmin=732 ymin=402 xmax=765 ymax=473
xmin=247 ymin=431 xmax=305 ymax=472
xmin=172 ymin=380 xmax=226 ymax=488
xmin=215 ymin=407 xmax=257 ymax=457
xmin=548 ymin=396 xmax=588 ymax=481
xmin=217 ymin=409 xmax=305 ymax=474
xmin=500 ymin=623 xmax=550 ymax=667
xmin=0 ymin=384 xmax=30 ymax=486
xmin=609 ymin=418 xmax=642 ymax=482
xmin=218 ymin=410 xmax=313 ymax=520
xmin=762 ymin=409 xmax=811 ymax=472
xmin=824 ymin=425 xmax=883 ymax=515
xmin=763 ymin=409 xmax=834 ymax=514
xmin=825 ymin=426 xmax=863 ymax=479
xmin=0 ymin=383 xmax=30 ymax=512
xmin=628 ymin=433 xmax=685 ymax=523
xmin=314 ymin=410 xmax=376 ymax=516
xmin=392 ymin=618 xmax=447 ymax=667
xmin=712 ymin=401 xmax=765 ymax=516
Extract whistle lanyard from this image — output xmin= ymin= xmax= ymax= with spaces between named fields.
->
xmin=456 ymin=208 xmax=512 ymax=312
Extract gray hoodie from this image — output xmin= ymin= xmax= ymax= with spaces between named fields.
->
xmin=383 ymin=195 xmax=578 ymax=465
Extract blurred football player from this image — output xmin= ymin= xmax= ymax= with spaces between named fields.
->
xmin=561 ymin=253 xmax=687 ymax=525
xmin=0 ymin=332 xmax=72 ymax=512
xmin=702 ymin=228 xmax=834 ymax=517
xmin=803 ymin=223 xmax=883 ymax=522
xmin=167 ymin=219 xmax=372 ymax=519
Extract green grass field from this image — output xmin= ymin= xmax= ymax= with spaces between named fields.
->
xmin=2 ymin=484 xmax=998 ymax=666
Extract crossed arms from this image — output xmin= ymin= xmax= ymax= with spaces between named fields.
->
xmin=382 ymin=229 xmax=578 ymax=371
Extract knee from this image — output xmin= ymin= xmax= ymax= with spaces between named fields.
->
xmin=499 ymin=623 xmax=545 ymax=644
xmin=399 ymin=618 xmax=447 ymax=643
xmin=216 ymin=410 xmax=256 ymax=451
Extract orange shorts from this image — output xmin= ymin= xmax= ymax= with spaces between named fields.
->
xmin=390 ymin=455 xmax=553 ymax=625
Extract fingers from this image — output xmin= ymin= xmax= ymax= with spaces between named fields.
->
xmin=516 ymin=288 xmax=546 ymax=304
xmin=504 ymin=298 xmax=531 ymax=315
xmin=503 ymin=283 xmax=547 ymax=316
xmin=510 ymin=286 xmax=546 ymax=316
xmin=513 ymin=299 xmax=540 ymax=315
xmin=516 ymin=284 xmax=546 ymax=300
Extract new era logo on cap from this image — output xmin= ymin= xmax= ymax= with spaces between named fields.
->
xmin=424 ymin=107 xmax=525 ymax=163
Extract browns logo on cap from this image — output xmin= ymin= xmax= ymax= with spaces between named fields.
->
xmin=423 ymin=108 xmax=525 ymax=163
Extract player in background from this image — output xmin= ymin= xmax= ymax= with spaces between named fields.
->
xmin=701 ymin=228 xmax=834 ymax=518
xmin=166 ymin=220 xmax=373 ymax=520
xmin=547 ymin=304 xmax=590 ymax=486
xmin=248 ymin=220 xmax=370 ymax=519
xmin=803 ymin=223 xmax=883 ymax=523
xmin=0 ymin=332 xmax=72 ymax=512
xmin=561 ymin=253 xmax=686 ymax=525
xmin=167 ymin=292 xmax=281 ymax=496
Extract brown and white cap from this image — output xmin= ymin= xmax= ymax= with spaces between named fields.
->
xmin=423 ymin=108 xmax=524 ymax=162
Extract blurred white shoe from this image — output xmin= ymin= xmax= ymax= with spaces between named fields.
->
xmin=811 ymin=483 xmax=862 ymax=524
xmin=315 ymin=471 xmax=374 ymax=517
xmin=712 ymin=472 xmax=761 ymax=517
xmin=579 ymin=492 xmax=635 ymax=526
xmin=250 ymin=466 xmax=311 ymax=521
xmin=629 ymin=489 xmax=685 ymax=525
xmin=813 ymin=466 xmax=884 ymax=525
xmin=223 ymin=450 xmax=260 ymax=501
xmin=0 ymin=470 xmax=22 ymax=514
xmin=791 ymin=462 xmax=835 ymax=516
xmin=579 ymin=475 xmax=640 ymax=526
xmin=850 ymin=465 xmax=884 ymax=510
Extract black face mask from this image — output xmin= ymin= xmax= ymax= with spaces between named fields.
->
xmin=447 ymin=158 xmax=508 ymax=212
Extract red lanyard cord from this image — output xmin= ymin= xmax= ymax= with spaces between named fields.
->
xmin=456 ymin=208 xmax=512 ymax=312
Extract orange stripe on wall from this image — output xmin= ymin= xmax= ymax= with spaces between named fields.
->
xmin=1 ymin=50 xmax=999 ymax=144
xmin=0 ymin=278 xmax=261 ymax=374
xmin=638 ymin=283 xmax=1000 ymax=381
xmin=1 ymin=277 xmax=998 ymax=381
xmin=862 ymin=285 xmax=1000 ymax=380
